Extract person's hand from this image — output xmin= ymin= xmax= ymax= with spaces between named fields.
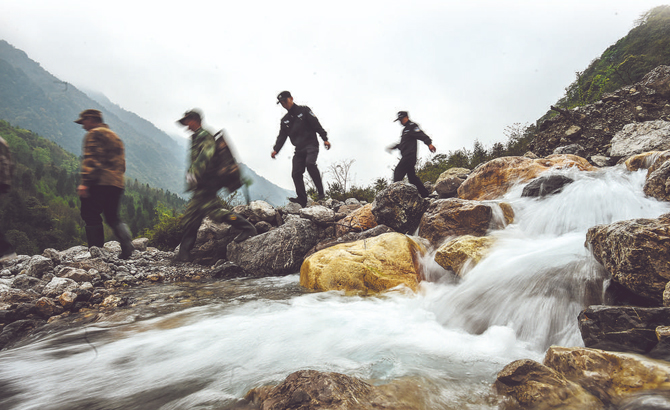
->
xmin=271 ymin=150 xmax=277 ymax=159
xmin=428 ymin=144 xmax=436 ymax=153
xmin=77 ymin=184 xmax=89 ymax=198
xmin=324 ymin=141 xmax=331 ymax=150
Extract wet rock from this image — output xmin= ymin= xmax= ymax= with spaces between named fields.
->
xmin=586 ymin=214 xmax=670 ymax=304
xmin=211 ymin=260 xmax=247 ymax=279
xmin=245 ymin=369 xmax=425 ymax=410
xmin=301 ymin=232 xmax=424 ymax=294
xmin=335 ymin=204 xmax=376 ymax=237
xmin=435 ymin=167 xmax=470 ymax=198
xmin=371 ymin=182 xmax=429 ymax=234
xmin=42 ymin=277 xmax=78 ymax=298
xmin=457 ymin=155 xmax=595 ymax=200
xmin=418 ymin=199 xmax=495 ymax=247
xmin=0 ymin=319 xmax=42 ymax=350
xmin=521 ymin=174 xmax=574 ymax=198
xmin=188 ymin=218 xmax=237 ymax=265
xmin=25 ymin=255 xmax=54 ymax=278
xmin=590 ymin=155 xmax=610 ymax=167
xmin=610 ymin=120 xmax=670 ymax=157
xmin=624 ymin=151 xmax=666 ymax=171
xmin=254 ymin=221 xmax=273 ymax=234
xmin=494 ymin=359 xmax=603 ymax=410
xmin=434 ymin=235 xmax=495 ymax=276
xmin=578 ymin=305 xmax=670 ymax=354
xmin=644 ymin=160 xmax=670 ymax=201
xmin=227 ymin=217 xmax=319 ymax=277
xmin=544 ymin=346 xmax=670 ymax=408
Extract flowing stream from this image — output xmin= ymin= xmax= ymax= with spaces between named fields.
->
xmin=1 ymin=166 xmax=670 ymax=409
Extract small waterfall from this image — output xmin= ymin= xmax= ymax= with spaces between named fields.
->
xmin=1 ymin=166 xmax=669 ymax=409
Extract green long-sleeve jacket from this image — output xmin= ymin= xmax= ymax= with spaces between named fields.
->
xmin=187 ymin=127 xmax=217 ymax=191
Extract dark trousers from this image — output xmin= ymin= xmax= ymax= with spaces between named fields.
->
xmin=80 ymin=185 xmax=123 ymax=227
xmin=0 ymin=230 xmax=13 ymax=255
xmin=292 ymin=145 xmax=324 ymax=200
xmin=393 ymin=155 xmax=429 ymax=198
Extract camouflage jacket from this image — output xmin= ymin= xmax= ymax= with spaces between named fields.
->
xmin=187 ymin=127 xmax=217 ymax=191
xmin=80 ymin=124 xmax=126 ymax=188
xmin=0 ymin=136 xmax=12 ymax=192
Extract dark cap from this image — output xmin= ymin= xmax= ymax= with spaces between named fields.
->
xmin=177 ymin=109 xmax=202 ymax=125
xmin=394 ymin=111 xmax=408 ymax=122
xmin=276 ymin=91 xmax=292 ymax=104
xmin=74 ymin=109 xmax=103 ymax=124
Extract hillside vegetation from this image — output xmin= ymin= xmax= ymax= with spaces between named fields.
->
xmin=0 ymin=120 xmax=185 ymax=255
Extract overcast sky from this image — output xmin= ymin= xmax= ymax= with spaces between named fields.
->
xmin=0 ymin=0 xmax=666 ymax=192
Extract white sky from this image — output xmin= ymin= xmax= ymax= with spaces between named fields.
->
xmin=0 ymin=0 xmax=666 ymax=191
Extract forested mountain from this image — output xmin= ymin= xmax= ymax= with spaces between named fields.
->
xmin=0 ymin=40 xmax=186 ymax=195
xmin=556 ymin=5 xmax=670 ymax=110
xmin=0 ymin=120 xmax=186 ymax=255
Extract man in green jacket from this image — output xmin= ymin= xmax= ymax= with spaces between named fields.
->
xmin=174 ymin=109 xmax=256 ymax=263
xmin=75 ymin=109 xmax=134 ymax=259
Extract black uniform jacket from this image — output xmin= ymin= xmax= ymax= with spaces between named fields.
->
xmin=393 ymin=120 xmax=433 ymax=158
xmin=273 ymin=104 xmax=328 ymax=153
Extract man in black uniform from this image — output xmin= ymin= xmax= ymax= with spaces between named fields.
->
xmin=389 ymin=111 xmax=436 ymax=198
xmin=271 ymin=91 xmax=331 ymax=207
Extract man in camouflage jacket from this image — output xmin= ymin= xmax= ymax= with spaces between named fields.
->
xmin=174 ymin=110 xmax=256 ymax=263
xmin=0 ymin=136 xmax=16 ymax=260
xmin=75 ymin=109 xmax=134 ymax=259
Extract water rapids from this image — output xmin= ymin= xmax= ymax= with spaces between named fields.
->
xmin=1 ymin=166 xmax=669 ymax=409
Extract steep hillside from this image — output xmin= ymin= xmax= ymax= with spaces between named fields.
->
xmin=0 ymin=40 xmax=186 ymax=195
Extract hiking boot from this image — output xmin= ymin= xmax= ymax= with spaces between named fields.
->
xmin=112 ymin=223 xmax=135 ymax=259
xmin=225 ymin=213 xmax=257 ymax=242
xmin=289 ymin=197 xmax=307 ymax=207
xmin=173 ymin=226 xmax=198 ymax=263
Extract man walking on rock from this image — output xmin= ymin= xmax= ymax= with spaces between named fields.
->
xmin=389 ymin=111 xmax=436 ymax=198
xmin=271 ymin=91 xmax=330 ymax=207
xmin=75 ymin=109 xmax=135 ymax=259
xmin=174 ymin=109 xmax=256 ymax=263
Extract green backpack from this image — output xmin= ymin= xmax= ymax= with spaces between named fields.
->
xmin=210 ymin=130 xmax=242 ymax=193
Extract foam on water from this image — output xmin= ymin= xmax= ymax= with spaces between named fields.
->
xmin=1 ymin=166 xmax=669 ymax=409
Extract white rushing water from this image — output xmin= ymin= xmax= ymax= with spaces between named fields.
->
xmin=1 ymin=166 xmax=669 ymax=409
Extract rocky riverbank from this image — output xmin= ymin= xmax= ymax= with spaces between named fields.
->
xmin=2 ymin=66 xmax=670 ymax=409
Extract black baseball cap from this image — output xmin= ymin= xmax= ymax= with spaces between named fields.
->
xmin=277 ymin=91 xmax=292 ymax=104
xmin=394 ymin=111 xmax=408 ymax=122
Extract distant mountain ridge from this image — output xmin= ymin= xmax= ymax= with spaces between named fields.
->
xmin=0 ymin=40 xmax=294 ymax=205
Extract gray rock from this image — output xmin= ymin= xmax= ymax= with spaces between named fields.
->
xmin=579 ymin=305 xmax=670 ymax=354
xmin=42 ymin=277 xmax=78 ymax=298
xmin=132 ymin=238 xmax=149 ymax=252
xmin=299 ymin=205 xmax=338 ymax=225
xmin=521 ymin=174 xmax=574 ymax=198
xmin=25 ymin=255 xmax=54 ymax=278
xmin=249 ymin=200 xmax=277 ymax=222
xmin=610 ymin=120 xmax=670 ymax=157
xmin=553 ymin=143 xmax=586 ymax=157
xmin=227 ymin=217 xmax=319 ymax=276
xmin=371 ymin=182 xmax=429 ymax=234
xmin=57 ymin=267 xmax=93 ymax=283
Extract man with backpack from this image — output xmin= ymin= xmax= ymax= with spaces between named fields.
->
xmin=174 ymin=109 xmax=256 ymax=263
xmin=271 ymin=91 xmax=330 ymax=207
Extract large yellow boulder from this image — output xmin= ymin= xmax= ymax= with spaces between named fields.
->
xmin=434 ymin=235 xmax=495 ymax=276
xmin=300 ymin=232 xmax=425 ymax=294
xmin=457 ymin=155 xmax=595 ymax=200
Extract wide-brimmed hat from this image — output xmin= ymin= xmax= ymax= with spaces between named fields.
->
xmin=74 ymin=109 xmax=103 ymax=124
